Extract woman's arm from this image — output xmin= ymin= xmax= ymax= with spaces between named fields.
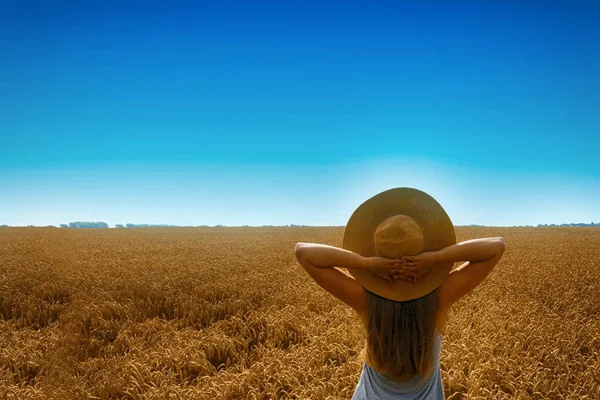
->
xmin=295 ymin=243 xmax=367 ymax=270
xmin=394 ymin=237 xmax=506 ymax=274
xmin=294 ymin=243 xmax=404 ymax=314
xmin=397 ymin=237 xmax=506 ymax=307
xmin=434 ymin=237 xmax=506 ymax=264
xmin=295 ymin=243 xmax=406 ymax=282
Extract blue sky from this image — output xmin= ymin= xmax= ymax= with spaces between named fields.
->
xmin=1 ymin=0 xmax=599 ymax=226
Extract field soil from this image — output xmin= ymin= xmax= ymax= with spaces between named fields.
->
xmin=0 ymin=226 xmax=599 ymax=399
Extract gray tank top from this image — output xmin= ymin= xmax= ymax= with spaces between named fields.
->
xmin=352 ymin=332 xmax=444 ymax=400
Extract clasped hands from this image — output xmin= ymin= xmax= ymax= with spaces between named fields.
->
xmin=362 ymin=252 xmax=437 ymax=285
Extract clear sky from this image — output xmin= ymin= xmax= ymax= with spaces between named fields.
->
xmin=2 ymin=0 xmax=599 ymax=227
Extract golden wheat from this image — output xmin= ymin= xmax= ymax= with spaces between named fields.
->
xmin=0 ymin=226 xmax=598 ymax=399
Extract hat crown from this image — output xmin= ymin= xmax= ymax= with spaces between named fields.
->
xmin=374 ymin=215 xmax=424 ymax=258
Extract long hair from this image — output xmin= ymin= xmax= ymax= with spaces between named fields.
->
xmin=359 ymin=288 xmax=440 ymax=381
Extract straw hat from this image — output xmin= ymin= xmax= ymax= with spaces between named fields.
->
xmin=343 ymin=188 xmax=456 ymax=301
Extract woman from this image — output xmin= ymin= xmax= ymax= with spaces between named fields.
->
xmin=294 ymin=188 xmax=506 ymax=399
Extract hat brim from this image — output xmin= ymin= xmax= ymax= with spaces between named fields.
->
xmin=343 ymin=188 xmax=456 ymax=301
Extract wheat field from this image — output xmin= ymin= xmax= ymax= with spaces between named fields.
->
xmin=0 ymin=226 xmax=598 ymax=399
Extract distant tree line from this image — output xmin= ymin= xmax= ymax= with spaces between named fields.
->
xmin=3 ymin=221 xmax=598 ymax=228
xmin=537 ymin=222 xmax=598 ymax=227
xmin=119 ymin=224 xmax=182 ymax=228
xmin=65 ymin=221 xmax=109 ymax=228
xmin=60 ymin=222 xmax=185 ymax=228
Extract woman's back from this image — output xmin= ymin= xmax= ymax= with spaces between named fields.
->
xmin=352 ymin=330 xmax=444 ymax=400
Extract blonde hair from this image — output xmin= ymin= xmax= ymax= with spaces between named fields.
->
xmin=359 ymin=288 xmax=440 ymax=381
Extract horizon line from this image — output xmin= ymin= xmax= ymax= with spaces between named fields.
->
xmin=2 ymin=223 xmax=599 ymax=229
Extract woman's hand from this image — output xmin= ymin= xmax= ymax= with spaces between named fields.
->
xmin=390 ymin=251 xmax=440 ymax=283
xmin=363 ymin=256 xmax=411 ymax=285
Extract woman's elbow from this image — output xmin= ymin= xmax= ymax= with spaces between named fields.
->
xmin=294 ymin=242 xmax=308 ymax=259
xmin=494 ymin=237 xmax=506 ymax=256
